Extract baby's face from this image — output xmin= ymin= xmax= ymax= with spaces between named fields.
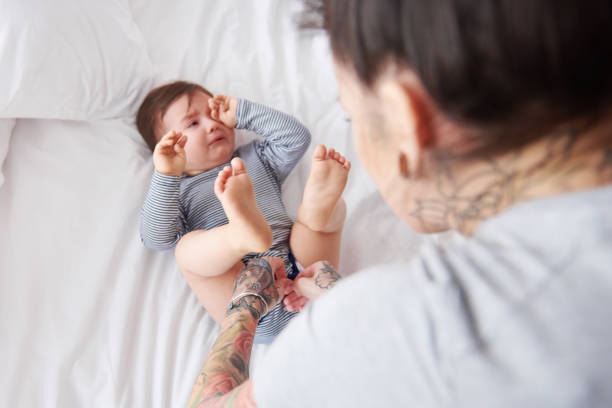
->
xmin=160 ymin=91 xmax=235 ymax=174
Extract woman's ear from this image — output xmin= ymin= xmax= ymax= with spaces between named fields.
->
xmin=376 ymin=67 xmax=434 ymax=179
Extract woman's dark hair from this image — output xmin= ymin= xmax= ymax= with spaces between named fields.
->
xmin=302 ymin=0 xmax=612 ymax=152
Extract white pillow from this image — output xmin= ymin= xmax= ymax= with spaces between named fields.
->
xmin=0 ymin=0 xmax=152 ymax=120
xmin=0 ymin=119 xmax=15 ymax=188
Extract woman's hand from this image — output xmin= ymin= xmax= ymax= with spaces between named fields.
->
xmin=283 ymin=261 xmax=342 ymax=312
xmin=229 ymin=256 xmax=291 ymax=320
xmin=209 ymin=94 xmax=238 ymax=128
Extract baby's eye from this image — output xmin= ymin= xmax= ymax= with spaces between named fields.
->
xmin=187 ymin=120 xmax=198 ymax=128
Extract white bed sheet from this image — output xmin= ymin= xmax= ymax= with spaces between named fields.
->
xmin=0 ymin=1 xmax=426 ymax=407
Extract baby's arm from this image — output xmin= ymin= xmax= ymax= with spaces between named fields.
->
xmin=212 ymin=95 xmax=311 ymax=182
xmin=239 ymin=99 xmax=311 ymax=182
xmin=140 ymin=172 xmax=186 ymax=250
xmin=140 ymin=131 xmax=188 ymax=250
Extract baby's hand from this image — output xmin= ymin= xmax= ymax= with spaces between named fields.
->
xmin=153 ymin=130 xmax=187 ymax=176
xmin=209 ymin=95 xmax=237 ymax=128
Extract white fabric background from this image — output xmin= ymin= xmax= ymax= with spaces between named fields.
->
xmin=0 ymin=1 xmax=425 ymax=407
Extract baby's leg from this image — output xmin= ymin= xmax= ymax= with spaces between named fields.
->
xmin=175 ymin=157 xmax=273 ymax=278
xmin=177 ymin=158 xmax=273 ymax=324
xmin=290 ymin=145 xmax=350 ymax=269
xmin=181 ymin=261 xmax=243 ymax=324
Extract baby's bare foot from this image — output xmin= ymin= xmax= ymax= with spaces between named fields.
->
xmin=214 ymin=158 xmax=273 ymax=253
xmin=298 ymin=145 xmax=351 ymax=232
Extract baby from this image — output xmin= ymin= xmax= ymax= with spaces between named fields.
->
xmin=136 ymin=81 xmax=350 ymax=343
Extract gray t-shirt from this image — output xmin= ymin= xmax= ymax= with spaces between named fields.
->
xmin=253 ymin=186 xmax=612 ymax=407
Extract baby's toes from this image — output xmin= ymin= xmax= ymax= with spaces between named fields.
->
xmin=312 ymin=144 xmax=327 ymax=160
xmin=214 ymin=167 xmax=231 ymax=194
xmin=214 ymin=175 xmax=225 ymax=195
xmin=221 ymin=166 xmax=232 ymax=176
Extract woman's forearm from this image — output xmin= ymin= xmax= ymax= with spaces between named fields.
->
xmin=187 ymin=308 xmax=258 ymax=408
xmin=187 ymin=258 xmax=285 ymax=408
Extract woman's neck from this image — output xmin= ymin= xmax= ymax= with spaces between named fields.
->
xmin=416 ymin=117 xmax=612 ymax=235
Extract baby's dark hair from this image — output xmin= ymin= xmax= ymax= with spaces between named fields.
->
xmin=136 ymin=81 xmax=213 ymax=152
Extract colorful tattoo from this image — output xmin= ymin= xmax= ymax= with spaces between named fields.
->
xmin=188 ymin=258 xmax=281 ymax=408
xmin=188 ymin=309 xmax=257 ymax=408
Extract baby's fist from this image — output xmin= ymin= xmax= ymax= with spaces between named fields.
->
xmin=209 ymin=95 xmax=237 ymax=128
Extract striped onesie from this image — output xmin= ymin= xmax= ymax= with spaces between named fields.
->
xmin=140 ymin=99 xmax=311 ymax=343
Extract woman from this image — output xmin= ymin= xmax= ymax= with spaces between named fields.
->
xmin=187 ymin=1 xmax=612 ymax=407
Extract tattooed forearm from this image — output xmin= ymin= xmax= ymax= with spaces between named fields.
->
xmin=190 ymin=378 xmax=255 ymax=408
xmin=188 ymin=258 xmax=284 ymax=408
xmin=231 ymin=258 xmax=280 ymax=312
xmin=314 ymin=261 xmax=341 ymax=289
xmin=188 ymin=310 xmax=257 ymax=408
xmin=228 ymin=295 xmax=265 ymax=321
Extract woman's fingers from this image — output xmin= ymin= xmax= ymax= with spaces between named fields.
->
xmin=285 ymin=291 xmax=300 ymax=304
xmin=276 ymin=278 xmax=292 ymax=300
xmin=283 ymin=290 xmax=311 ymax=312
xmin=283 ymin=291 xmax=306 ymax=311
xmin=296 ymin=297 xmax=309 ymax=311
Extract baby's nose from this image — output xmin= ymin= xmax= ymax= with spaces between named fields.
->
xmin=203 ymin=117 xmax=218 ymax=133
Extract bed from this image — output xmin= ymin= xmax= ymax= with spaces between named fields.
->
xmin=0 ymin=0 xmax=426 ymax=406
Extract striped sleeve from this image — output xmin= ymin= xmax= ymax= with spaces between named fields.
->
xmin=140 ymin=171 xmax=186 ymax=251
xmin=236 ymin=99 xmax=311 ymax=183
